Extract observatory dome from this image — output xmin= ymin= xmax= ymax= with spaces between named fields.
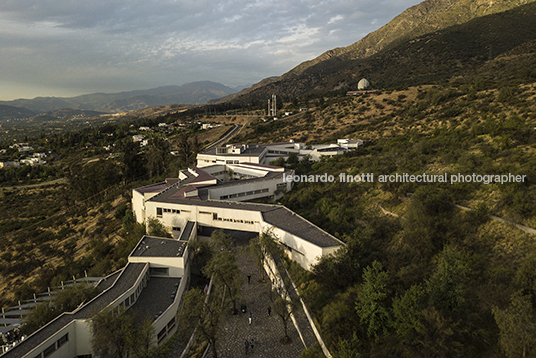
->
xmin=357 ymin=78 xmax=370 ymax=90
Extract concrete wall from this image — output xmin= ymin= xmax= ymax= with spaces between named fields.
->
xmin=263 ymin=223 xmax=324 ymax=270
xmin=129 ymin=256 xmax=185 ymax=277
xmin=25 ymin=321 xmax=76 ymax=358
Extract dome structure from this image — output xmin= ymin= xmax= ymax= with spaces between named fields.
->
xmin=357 ymin=78 xmax=370 ymax=90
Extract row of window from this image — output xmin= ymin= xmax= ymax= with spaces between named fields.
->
xmin=157 ymin=317 xmax=178 ymax=344
xmin=156 ymin=207 xmax=191 ymax=217
xmin=212 ymin=213 xmax=256 ymax=225
xmin=219 ymin=188 xmax=269 ymax=200
xmin=268 ymin=150 xmax=290 ymax=155
xmin=36 ymin=333 xmax=68 ymax=358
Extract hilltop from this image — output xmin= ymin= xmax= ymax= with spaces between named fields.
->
xmin=218 ymin=0 xmax=536 ymax=104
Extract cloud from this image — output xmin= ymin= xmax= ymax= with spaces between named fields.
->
xmin=0 ymin=0 xmax=422 ymax=100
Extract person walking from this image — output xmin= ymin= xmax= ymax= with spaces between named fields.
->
xmin=248 ymin=312 xmax=252 ymax=325
xmin=247 ymin=274 xmax=251 ymax=284
xmin=267 ymin=306 xmax=271 ymax=316
xmin=250 ymin=338 xmax=255 ymax=353
xmin=245 ymin=339 xmax=250 ymax=355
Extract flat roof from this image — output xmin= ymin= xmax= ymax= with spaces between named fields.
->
xmin=134 ymin=182 xmax=171 ymax=195
xmin=178 ymin=221 xmax=195 ymax=241
xmin=146 ymin=186 xmax=343 ymax=248
xmin=2 ymin=263 xmax=147 ymax=358
xmin=200 ymin=144 xmax=266 ymax=157
xmin=129 ymin=277 xmax=181 ymax=324
xmin=130 ymin=236 xmax=188 ymax=258
xmin=262 ymin=207 xmax=344 ymax=248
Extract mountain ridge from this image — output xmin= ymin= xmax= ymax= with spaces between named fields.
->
xmin=0 ymin=81 xmax=237 ymax=114
xmin=215 ymin=0 xmax=536 ymax=104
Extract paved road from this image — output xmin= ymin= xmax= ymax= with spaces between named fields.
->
xmin=205 ymin=124 xmax=242 ymax=150
xmin=212 ymin=244 xmax=309 ymax=358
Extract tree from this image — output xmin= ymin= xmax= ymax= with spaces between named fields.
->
xmin=209 ymin=229 xmax=235 ymax=252
xmin=493 ymin=291 xmax=536 ymax=358
xmin=21 ymin=302 xmax=58 ymax=335
xmin=91 ymin=308 xmax=133 ymax=358
xmin=147 ymin=217 xmax=171 ymax=238
xmin=426 ymin=245 xmax=468 ymax=317
xmin=248 ymin=232 xmax=283 ymax=282
xmin=355 ymin=261 xmax=391 ymax=340
xmin=268 ymin=286 xmax=300 ymax=344
xmin=179 ymin=288 xmax=224 ymax=358
xmin=122 ymin=140 xmax=146 ymax=182
xmin=90 ymin=308 xmax=156 ymax=358
xmin=203 ymin=249 xmax=242 ymax=314
xmin=145 ymin=137 xmax=170 ymax=179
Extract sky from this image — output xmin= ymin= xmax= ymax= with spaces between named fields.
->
xmin=0 ymin=0 xmax=423 ymax=101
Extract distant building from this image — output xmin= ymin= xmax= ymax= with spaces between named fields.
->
xmin=196 ymin=139 xmax=363 ymax=167
xmin=0 ymin=161 xmax=20 ymax=169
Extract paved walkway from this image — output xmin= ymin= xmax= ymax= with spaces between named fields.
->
xmin=212 ymin=241 xmax=315 ymax=358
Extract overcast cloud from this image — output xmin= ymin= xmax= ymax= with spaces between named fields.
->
xmin=0 ymin=0 xmax=422 ymax=100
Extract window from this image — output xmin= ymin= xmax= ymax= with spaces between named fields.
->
xmin=157 ymin=328 xmax=167 ymax=343
xmin=57 ymin=333 xmax=69 ymax=348
xmin=167 ymin=317 xmax=176 ymax=330
xmin=199 ymin=211 xmax=211 ymax=215
xmin=213 ymin=213 xmax=218 ymax=220
xmin=156 ymin=207 xmax=163 ymax=217
xmin=150 ymin=267 xmax=169 ymax=276
xmin=43 ymin=343 xmax=56 ymax=358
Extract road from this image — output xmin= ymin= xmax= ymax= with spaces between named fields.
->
xmin=205 ymin=124 xmax=242 ymax=150
xmin=0 ymin=177 xmax=67 ymax=191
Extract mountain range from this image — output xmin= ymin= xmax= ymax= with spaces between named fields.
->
xmin=0 ymin=81 xmax=239 ymax=117
xmin=3 ymin=0 xmax=536 ymax=119
xmin=216 ymin=0 xmax=536 ymax=104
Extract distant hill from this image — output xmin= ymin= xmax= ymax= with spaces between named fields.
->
xmin=0 ymin=104 xmax=35 ymax=121
xmin=32 ymin=109 xmax=105 ymax=122
xmin=0 ymin=81 xmax=237 ymax=114
xmin=219 ymin=0 xmax=536 ymax=103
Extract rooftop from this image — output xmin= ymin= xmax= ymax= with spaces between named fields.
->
xmin=147 ymin=186 xmax=343 ymax=248
xmin=2 ymin=263 xmax=147 ymax=358
xmin=130 ymin=236 xmax=188 ymax=258
xmin=129 ymin=277 xmax=181 ymax=324
xmin=200 ymin=144 xmax=266 ymax=157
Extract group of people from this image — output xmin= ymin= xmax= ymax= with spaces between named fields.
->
xmin=244 ymin=338 xmax=255 ymax=354
xmin=1 ymin=328 xmax=20 ymax=346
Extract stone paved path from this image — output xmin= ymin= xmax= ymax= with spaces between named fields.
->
xmin=212 ymin=245 xmax=309 ymax=358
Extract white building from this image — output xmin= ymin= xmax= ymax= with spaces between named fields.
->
xmin=3 ymin=162 xmax=344 ymax=358
xmin=132 ymin=164 xmax=343 ymax=270
xmin=1 ymin=227 xmax=194 ymax=358
xmin=196 ymin=144 xmax=268 ymax=167
xmin=197 ymin=139 xmax=363 ymax=167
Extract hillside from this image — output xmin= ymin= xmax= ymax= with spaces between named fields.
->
xmin=220 ymin=0 xmax=536 ymax=104
xmin=0 ymin=105 xmax=35 ymax=121
xmin=0 ymin=81 xmax=237 ymax=114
